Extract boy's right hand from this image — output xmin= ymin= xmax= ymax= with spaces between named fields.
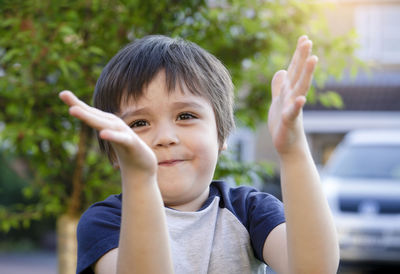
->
xmin=59 ymin=90 xmax=157 ymax=178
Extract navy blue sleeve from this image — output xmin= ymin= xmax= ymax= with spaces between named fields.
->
xmin=246 ymin=190 xmax=286 ymax=262
xmin=211 ymin=181 xmax=285 ymax=262
xmin=76 ymin=194 xmax=122 ymax=274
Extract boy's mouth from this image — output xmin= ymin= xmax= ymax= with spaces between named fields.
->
xmin=158 ymin=159 xmax=185 ymax=166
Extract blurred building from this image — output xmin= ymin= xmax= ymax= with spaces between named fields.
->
xmin=253 ymin=0 xmax=400 ymax=168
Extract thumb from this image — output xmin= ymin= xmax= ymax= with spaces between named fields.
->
xmin=285 ymin=95 xmax=306 ymax=121
xmin=271 ymin=70 xmax=287 ymax=98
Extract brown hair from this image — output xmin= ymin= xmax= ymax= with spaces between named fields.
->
xmin=93 ymin=35 xmax=235 ymax=163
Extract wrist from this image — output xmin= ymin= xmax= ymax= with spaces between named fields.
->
xmin=277 ymin=138 xmax=311 ymax=163
xmin=120 ymin=167 xmax=158 ymax=190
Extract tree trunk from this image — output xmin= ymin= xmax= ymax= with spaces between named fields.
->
xmin=68 ymin=123 xmax=91 ymax=217
xmin=57 ymin=124 xmax=91 ymax=273
xmin=57 ymin=214 xmax=79 ymax=274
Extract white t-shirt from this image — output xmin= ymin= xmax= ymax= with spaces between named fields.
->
xmin=76 ymin=180 xmax=285 ymax=274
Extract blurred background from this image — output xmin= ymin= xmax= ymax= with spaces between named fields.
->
xmin=0 ymin=0 xmax=399 ymax=273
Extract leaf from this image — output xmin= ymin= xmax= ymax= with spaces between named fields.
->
xmin=58 ymin=59 xmax=70 ymax=78
xmin=1 ymin=48 xmax=21 ymax=63
xmin=5 ymin=104 xmax=20 ymax=116
xmin=318 ymin=91 xmax=344 ymax=109
xmin=2 ymin=221 xmax=11 ymax=233
xmin=22 ymin=186 xmax=34 ymax=199
xmin=59 ymin=25 xmax=75 ymax=36
xmin=88 ymin=46 xmax=105 ymax=56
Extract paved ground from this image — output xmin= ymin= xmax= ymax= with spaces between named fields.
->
xmin=0 ymin=251 xmax=57 ymax=274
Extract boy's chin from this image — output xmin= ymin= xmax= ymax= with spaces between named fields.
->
xmin=160 ymin=183 xmax=210 ymax=211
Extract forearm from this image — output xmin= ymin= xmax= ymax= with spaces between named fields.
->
xmin=279 ymin=136 xmax=339 ymax=274
xmin=117 ymin=171 xmax=173 ymax=274
xmin=59 ymin=91 xmax=173 ymax=273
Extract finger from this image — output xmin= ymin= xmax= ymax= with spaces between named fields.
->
xmin=59 ymin=90 xmax=87 ymax=108
xmin=284 ymin=96 xmax=306 ymax=121
xmin=288 ymin=40 xmax=312 ymax=88
xmin=287 ymin=35 xmax=309 ymax=80
xmin=294 ymin=55 xmax=318 ymax=97
xmin=69 ymin=105 xmax=124 ymax=132
xmin=100 ymin=129 xmax=149 ymax=160
xmin=99 ymin=129 xmax=136 ymax=147
xmin=60 ymin=90 xmax=114 ymax=120
xmin=271 ymin=70 xmax=287 ymax=98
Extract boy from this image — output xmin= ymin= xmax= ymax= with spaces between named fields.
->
xmin=60 ymin=35 xmax=339 ymax=274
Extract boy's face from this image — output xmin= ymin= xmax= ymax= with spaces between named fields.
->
xmin=118 ymin=70 xmax=221 ymax=211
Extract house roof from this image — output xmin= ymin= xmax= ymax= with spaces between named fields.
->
xmin=305 ymin=70 xmax=400 ymax=111
xmin=303 ymin=70 xmax=400 ymax=133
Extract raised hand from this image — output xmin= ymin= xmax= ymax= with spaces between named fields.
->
xmin=59 ymin=90 xmax=157 ymax=176
xmin=267 ymin=36 xmax=318 ymax=155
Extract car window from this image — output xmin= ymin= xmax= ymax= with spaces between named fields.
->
xmin=325 ymin=145 xmax=400 ymax=179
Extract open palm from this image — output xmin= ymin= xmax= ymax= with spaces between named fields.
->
xmin=268 ymin=36 xmax=318 ymax=154
xmin=59 ymin=91 xmax=157 ymax=176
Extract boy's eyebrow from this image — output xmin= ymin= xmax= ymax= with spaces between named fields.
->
xmin=171 ymin=101 xmax=206 ymax=110
xmin=120 ymin=101 xmax=206 ymax=119
xmin=119 ymin=107 xmax=150 ymax=120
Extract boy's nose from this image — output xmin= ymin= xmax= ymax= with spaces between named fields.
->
xmin=152 ymin=123 xmax=179 ymax=148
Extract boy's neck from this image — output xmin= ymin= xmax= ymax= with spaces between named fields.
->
xmin=164 ymin=186 xmax=210 ymax=212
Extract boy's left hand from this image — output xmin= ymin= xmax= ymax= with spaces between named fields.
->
xmin=268 ymin=35 xmax=318 ymax=155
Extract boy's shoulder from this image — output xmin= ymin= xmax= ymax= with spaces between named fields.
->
xmin=78 ymin=180 xmax=285 ymax=240
xmin=78 ymin=180 xmax=284 ymax=234
xmin=80 ymin=193 xmax=122 ymax=221
xmin=80 ymin=180 xmax=282 ymax=216
xmin=76 ymin=194 xmax=122 ymax=273
xmin=77 ymin=193 xmax=122 ymax=236
xmin=208 ymin=180 xmax=284 ymax=225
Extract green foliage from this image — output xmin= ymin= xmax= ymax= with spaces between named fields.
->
xmin=214 ymin=152 xmax=275 ymax=186
xmin=0 ymin=0 xmax=358 ymax=230
xmin=0 ymin=156 xmax=28 ymax=205
xmin=318 ymin=91 xmax=344 ymax=109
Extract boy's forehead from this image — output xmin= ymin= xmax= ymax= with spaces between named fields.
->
xmin=120 ymin=84 xmax=190 ymax=106
xmin=120 ymin=87 xmax=209 ymax=108
xmin=119 ymin=71 xmax=210 ymax=109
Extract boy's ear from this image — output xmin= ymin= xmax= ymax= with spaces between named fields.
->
xmin=109 ymin=150 xmax=120 ymax=169
xmin=113 ymin=161 xmax=120 ymax=170
xmin=221 ymin=141 xmax=228 ymax=151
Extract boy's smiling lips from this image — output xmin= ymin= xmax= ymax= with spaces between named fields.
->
xmin=158 ymin=159 xmax=186 ymax=166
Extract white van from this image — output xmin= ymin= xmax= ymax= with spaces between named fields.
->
xmin=321 ymin=129 xmax=400 ymax=263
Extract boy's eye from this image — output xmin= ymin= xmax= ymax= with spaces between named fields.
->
xmin=129 ymin=120 xmax=149 ymax=128
xmin=177 ymin=113 xmax=196 ymax=120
